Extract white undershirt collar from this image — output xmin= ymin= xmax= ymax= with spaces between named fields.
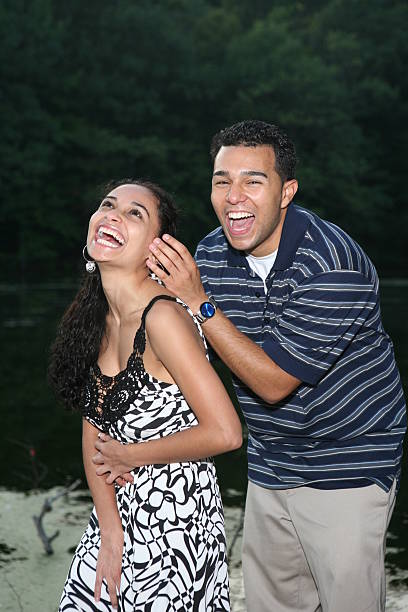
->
xmin=246 ymin=250 xmax=278 ymax=293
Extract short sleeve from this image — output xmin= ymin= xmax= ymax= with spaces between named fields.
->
xmin=263 ymin=271 xmax=379 ymax=385
xmin=194 ymin=243 xmax=212 ymax=296
xmin=195 ymin=243 xmax=218 ymax=363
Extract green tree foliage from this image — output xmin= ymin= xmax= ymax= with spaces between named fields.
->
xmin=0 ymin=0 xmax=406 ymax=279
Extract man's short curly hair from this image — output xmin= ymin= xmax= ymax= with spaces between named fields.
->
xmin=210 ymin=120 xmax=297 ymax=182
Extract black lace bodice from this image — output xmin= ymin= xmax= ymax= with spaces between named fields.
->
xmin=82 ymin=295 xmax=177 ymax=430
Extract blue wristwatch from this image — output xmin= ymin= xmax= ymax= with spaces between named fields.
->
xmin=195 ymin=297 xmax=217 ymax=324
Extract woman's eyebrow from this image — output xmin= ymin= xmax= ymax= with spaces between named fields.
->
xmin=130 ymin=201 xmax=150 ymax=217
xmin=102 ymin=196 xmax=150 ymax=217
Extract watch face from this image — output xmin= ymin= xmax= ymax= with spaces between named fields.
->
xmin=200 ymin=301 xmax=216 ymax=319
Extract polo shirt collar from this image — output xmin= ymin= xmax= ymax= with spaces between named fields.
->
xmin=226 ymin=204 xmax=310 ymax=270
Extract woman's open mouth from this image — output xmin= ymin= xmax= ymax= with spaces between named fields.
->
xmin=95 ymin=225 xmax=125 ymax=248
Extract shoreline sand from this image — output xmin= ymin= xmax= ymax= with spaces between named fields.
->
xmin=0 ymin=488 xmax=407 ymax=611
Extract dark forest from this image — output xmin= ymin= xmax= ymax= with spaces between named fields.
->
xmin=1 ymin=0 xmax=407 ymax=280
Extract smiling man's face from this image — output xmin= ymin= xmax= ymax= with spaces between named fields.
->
xmin=211 ymin=145 xmax=297 ymax=257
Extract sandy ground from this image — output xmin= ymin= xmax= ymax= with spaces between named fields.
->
xmin=0 ymin=487 xmax=407 ymax=612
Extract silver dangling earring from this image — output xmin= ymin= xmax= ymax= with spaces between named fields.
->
xmin=83 ymin=246 xmax=96 ymax=273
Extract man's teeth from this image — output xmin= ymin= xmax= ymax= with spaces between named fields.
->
xmin=228 ymin=211 xmax=254 ymax=228
xmin=228 ymin=212 xmax=254 ymax=220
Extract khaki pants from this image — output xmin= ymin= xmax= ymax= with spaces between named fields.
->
xmin=242 ymin=480 xmax=396 ymax=612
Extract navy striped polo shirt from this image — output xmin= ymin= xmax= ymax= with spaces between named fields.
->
xmin=195 ymin=204 xmax=406 ymax=491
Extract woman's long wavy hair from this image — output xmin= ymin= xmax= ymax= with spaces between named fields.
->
xmin=48 ymin=179 xmax=178 ymax=411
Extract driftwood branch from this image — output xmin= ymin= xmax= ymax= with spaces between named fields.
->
xmin=32 ymin=479 xmax=81 ymax=555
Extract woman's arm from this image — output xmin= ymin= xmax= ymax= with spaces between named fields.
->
xmin=82 ymin=418 xmax=123 ymax=609
xmin=93 ymin=301 xmax=242 ymax=483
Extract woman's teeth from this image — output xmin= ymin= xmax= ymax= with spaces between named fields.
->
xmin=96 ymin=237 xmax=120 ymax=248
xmin=96 ymin=226 xmax=125 ymax=247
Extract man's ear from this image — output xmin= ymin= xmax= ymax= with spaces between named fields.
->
xmin=281 ymin=179 xmax=298 ymax=209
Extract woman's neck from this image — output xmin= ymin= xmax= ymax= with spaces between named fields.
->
xmin=99 ymin=266 xmax=153 ymax=324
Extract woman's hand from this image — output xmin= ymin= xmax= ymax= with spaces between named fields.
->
xmin=94 ymin=528 xmax=124 ymax=609
xmin=93 ymin=433 xmax=134 ymax=485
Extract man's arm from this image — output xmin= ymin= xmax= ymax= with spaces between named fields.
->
xmin=147 ymin=235 xmax=301 ymax=404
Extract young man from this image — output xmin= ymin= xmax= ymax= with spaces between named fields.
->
xmin=147 ymin=120 xmax=406 ymax=612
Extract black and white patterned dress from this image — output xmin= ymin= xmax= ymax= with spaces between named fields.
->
xmin=59 ymin=296 xmax=230 ymax=611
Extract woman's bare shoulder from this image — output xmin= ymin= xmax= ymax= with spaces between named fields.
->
xmin=145 ymin=296 xmax=204 ymax=351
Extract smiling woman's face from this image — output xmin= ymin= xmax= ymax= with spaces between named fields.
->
xmin=86 ymin=183 xmax=160 ymax=271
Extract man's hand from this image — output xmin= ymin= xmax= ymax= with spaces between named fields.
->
xmin=93 ymin=434 xmax=134 ymax=485
xmin=146 ymin=234 xmax=207 ymax=312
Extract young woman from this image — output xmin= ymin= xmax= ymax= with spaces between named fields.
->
xmin=49 ymin=180 xmax=242 ymax=611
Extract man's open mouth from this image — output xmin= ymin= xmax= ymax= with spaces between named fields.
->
xmin=226 ymin=211 xmax=255 ymax=235
xmin=95 ymin=225 xmax=125 ymax=248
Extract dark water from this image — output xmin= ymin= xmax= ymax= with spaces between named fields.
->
xmin=1 ymin=282 xmax=407 ymax=574
xmin=0 ymin=282 xmax=247 ymax=501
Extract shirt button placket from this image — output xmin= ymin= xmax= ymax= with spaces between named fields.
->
xmin=263 ymin=274 xmax=274 ymax=327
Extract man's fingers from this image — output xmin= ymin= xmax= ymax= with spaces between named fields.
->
xmin=162 ymin=234 xmax=190 ymax=260
xmin=146 ymin=257 xmax=169 ymax=282
xmin=97 ymin=432 xmax=112 ymax=442
xmin=95 ymin=465 xmax=110 ymax=476
xmin=115 ymin=473 xmax=133 ymax=486
xmin=151 ymin=235 xmax=194 ymax=268
xmin=149 ymin=240 xmax=182 ymax=274
xmin=92 ymin=452 xmax=104 ymax=465
xmin=105 ymin=471 xmax=117 ymax=485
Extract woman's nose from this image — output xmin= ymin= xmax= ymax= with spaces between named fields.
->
xmin=105 ymin=209 xmax=122 ymax=223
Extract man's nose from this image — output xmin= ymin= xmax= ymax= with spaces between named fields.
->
xmin=226 ymin=184 xmax=246 ymax=204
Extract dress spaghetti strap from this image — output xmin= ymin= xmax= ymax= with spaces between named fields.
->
xmin=140 ymin=294 xmax=177 ymax=326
